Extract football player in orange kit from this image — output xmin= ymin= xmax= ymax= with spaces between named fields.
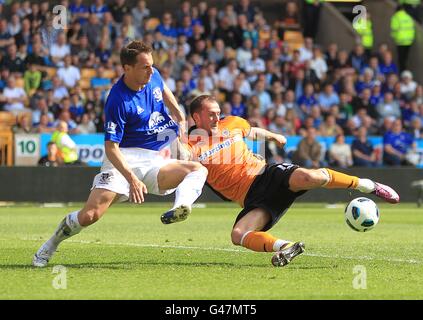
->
xmin=162 ymin=95 xmax=399 ymax=267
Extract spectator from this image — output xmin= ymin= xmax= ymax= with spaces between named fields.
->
xmin=284 ymin=108 xmax=301 ymax=135
xmin=352 ymin=88 xmax=378 ymax=119
xmin=274 ymin=0 xmax=301 ymax=39
xmin=235 ymin=0 xmax=256 ymax=23
xmin=57 ymin=55 xmax=81 ymax=88
xmin=292 ymin=127 xmax=325 ymax=168
xmin=109 ymin=0 xmax=129 ymax=25
xmin=207 ymin=38 xmax=225 ymax=65
xmin=252 ymin=79 xmax=272 ymax=114
xmin=0 ymin=18 xmax=14 ymax=53
xmin=299 ymin=37 xmax=314 ymax=63
xmin=82 ymin=14 xmax=102 ymax=48
xmin=379 ymin=51 xmax=398 ymax=76
xmin=213 ymin=15 xmax=238 ymax=49
xmin=349 ymin=44 xmax=367 ymax=73
xmin=297 ymin=83 xmax=318 ymax=116
xmin=51 ymin=120 xmax=79 ymax=165
xmin=400 ymin=70 xmax=417 ymax=101
xmin=90 ymin=0 xmax=109 ymax=21
xmin=90 ymin=65 xmax=111 ymax=90
xmin=247 ymin=106 xmax=265 ymax=128
xmin=229 ymin=91 xmax=247 ymax=118
xmin=23 ymin=62 xmax=42 ymax=96
xmin=32 ymin=97 xmax=54 ymax=125
xmin=319 ymin=114 xmax=343 ymax=137
xmin=391 ymin=4 xmax=415 ymax=72
xmin=408 ymin=116 xmax=423 ymax=139
xmin=69 ymin=93 xmax=85 ymax=122
xmin=14 ymin=18 xmax=32 ymax=48
xmin=1 ymin=76 xmax=27 ymax=113
xmin=1 ymin=44 xmax=25 ymax=75
xmin=156 ymin=12 xmax=178 ymax=46
xmin=50 ymin=32 xmax=71 ymax=67
xmin=351 ymin=127 xmax=379 ymax=167
xmin=77 ymin=113 xmax=96 ymax=134
xmin=69 ymin=0 xmax=90 ymax=25
xmin=189 ymin=77 xmax=211 ymax=99
xmin=38 ymin=141 xmax=61 ymax=167
xmin=131 ymin=0 xmax=150 ymax=37
xmin=310 ymin=46 xmax=328 ymax=82
xmin=376 ymin=92 xmax=401 ymax=124
xmin=383 ymin=119 xmax=416 ymax=166
xmin=329 ymin=134 xmax=353 ymax=168
xmin=269 ymin=114 xmax=294 ymax=136
xmin=245 ymin=47 xmax=265 ymax=84
xmin=13 ymin=112 xmax=36 ymax=134
xmin=51 ymin=76 xmax=69 ymax=103
xmin=318 ymin=83 xmax=340 ymax=113
xmin=236 ymin=38 xmax=253 ymax=70
xmin=220 ymin=101 xmax=232 ymax=118
xmin=217 ymin=58 xmax=239 ymax=93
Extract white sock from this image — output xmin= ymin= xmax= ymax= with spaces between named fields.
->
xmin=273 ymin=239 xmax=292 ymax=252
xmin=356 ymin=179 xmax=376 ymax=193
xmin=45 ymin=211 xmax=83 ymax=248
xmin=173 ymin=168 xmax=207 ymax=209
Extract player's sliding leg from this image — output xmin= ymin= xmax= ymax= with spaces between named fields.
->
xmin=32 ymin=189 xmax=116 ymax=268
xmin=231 ymin=208 xmax=305 ymax=267
xmin=289 ymin=168 xmax=400 ymax=204
xmin=159 ymin=161 xmax=208 ymax=224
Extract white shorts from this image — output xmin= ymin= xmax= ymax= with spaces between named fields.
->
xmin=92 ymin=147 xmax=177 ymax=202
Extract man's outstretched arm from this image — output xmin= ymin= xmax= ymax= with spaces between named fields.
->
xmin=247 ymin=127 xmax=287 ymax=149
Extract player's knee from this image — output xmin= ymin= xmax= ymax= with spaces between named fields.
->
xmin=315 ymin=168 xmax=330 ymax=185
xmin=303 ymin=169 xmax=328 ymax=186
xmin=291 ymin=168 xmax=327 ymax=190
xmin=79 ymin=208 xmax=103 ymax=226
xmin=231 ymin=228 xmax=244 ymax=246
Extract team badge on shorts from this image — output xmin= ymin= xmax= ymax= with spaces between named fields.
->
xmin=98 ymin=172 xmax=113 ymax=185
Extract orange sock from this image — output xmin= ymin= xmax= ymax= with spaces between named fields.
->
xmin=323 ymin=168 xmax=359 ymax=189
xmin=241 ymin=231 xmax=278 ymax=252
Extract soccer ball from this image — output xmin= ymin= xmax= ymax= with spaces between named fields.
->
xmin=345 ymin=197 xmax=380 ymax=232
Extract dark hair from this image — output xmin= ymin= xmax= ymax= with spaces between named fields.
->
xmin=120 ymin=40 xmax=153 ymax=67
xmin=189 ymin=95 xmax=216 ymax=117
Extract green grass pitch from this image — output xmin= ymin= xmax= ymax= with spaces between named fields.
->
xmin=0 ymin=202 xmax=422 ymax=299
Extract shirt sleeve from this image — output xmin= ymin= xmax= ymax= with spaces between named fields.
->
xmin=228 ymin=116 xmax=251 ymax=137
xmin=104 ymin=92 xmax=127 ymax=144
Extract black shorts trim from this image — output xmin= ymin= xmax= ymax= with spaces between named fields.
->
xmin=234 ymin=163 xmax=307 ymax=231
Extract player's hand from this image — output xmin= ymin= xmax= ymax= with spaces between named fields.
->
xmin=129 ymin=176 xmax=148 ymax=204
xmin=274 ymin=135 xmax=287 ymax=148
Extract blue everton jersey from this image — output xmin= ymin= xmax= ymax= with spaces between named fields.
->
xmin=104 ymin=68 xmax=179 ymax=150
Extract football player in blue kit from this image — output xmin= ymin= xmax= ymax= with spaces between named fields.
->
xmin=32 ymin=41 xmax=208 ymax=267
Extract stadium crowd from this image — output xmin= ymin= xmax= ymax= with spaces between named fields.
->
xmin=0 ymin=0 xmax=422 ymax=167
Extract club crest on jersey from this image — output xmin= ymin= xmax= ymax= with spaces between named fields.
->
xmin=222 ymin=129 xmax=230 ymax=137
xmin=153 ymin=87 xmax=163 ymax=102
xmin=148 ymin=111 xmax=165 ymax=128
xmin=137 ymin=106 xmax=144 ymax=114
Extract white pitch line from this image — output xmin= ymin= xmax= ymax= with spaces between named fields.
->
xmin=7 ymin=237 xmax=421 ymax=265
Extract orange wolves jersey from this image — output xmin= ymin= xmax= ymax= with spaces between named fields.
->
xmin=188 ymin=116 xmax=265 ymax=206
